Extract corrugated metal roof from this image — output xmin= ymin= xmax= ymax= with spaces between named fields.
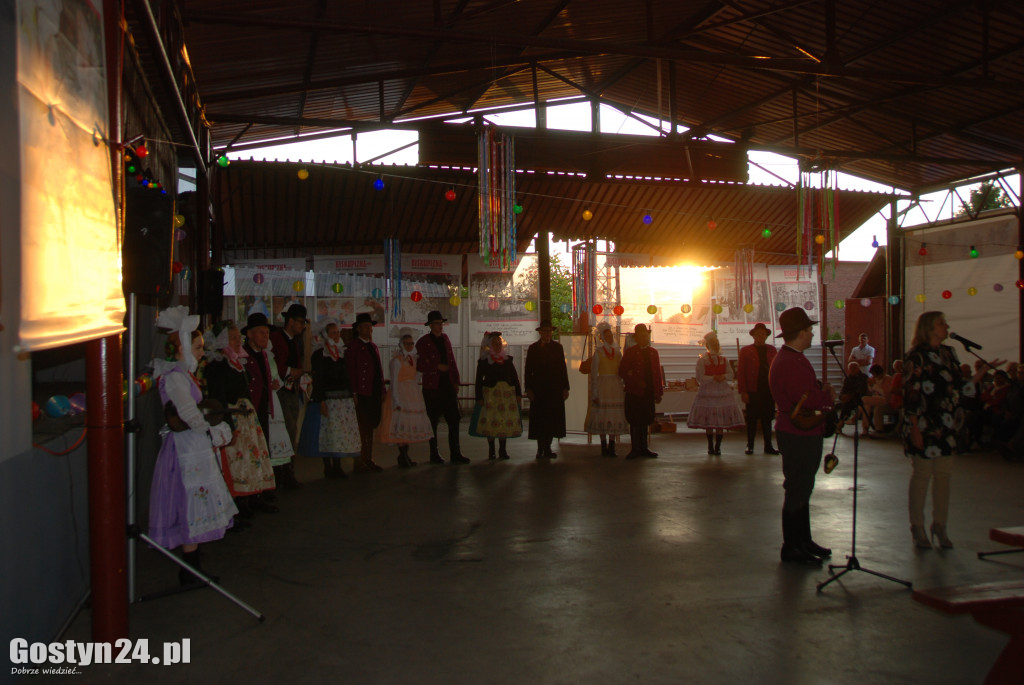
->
xmin=213 ymin=160 xmax=889 ymax=265
xmin=152 ymin=0 xmax=1024 ymax=193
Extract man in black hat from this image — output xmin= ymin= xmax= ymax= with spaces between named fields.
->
xmin=618 ymin=323 xmax=663 ymax=459
xmin=524 ymin=319 xmax=570 ymax=459
xmin=241 ymin=313 xmax=280 ymax=512
xmin=416 ymin=311 xmax=469 ymax=464
xmin=737 ymin=322 xmax=779 ymax=455
xmin=769 ymin=307 xmax=835 ymax=565
xmin=347 ymin=312 xmax=385 ymax=471
xmin=269 ymin=303 xmax=308 ymax=488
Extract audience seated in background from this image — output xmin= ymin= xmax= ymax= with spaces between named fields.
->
xmin=861 ymin=363 xmax=894 ymax=435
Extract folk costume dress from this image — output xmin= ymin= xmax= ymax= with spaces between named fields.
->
xmin=203 ymin=341 xmax=275 ymax=497
xmin=585 ymin=340 xmax=629 ymax=436
xmin=149 ymin=358 xmax=237 ymax=549
xmin=687 ymin=353 xmax=745 ymax=430
xmin=379 ymin=347 xmax=434 ymax=444
xmin=469 ymin=348 xmax=523 ymax=438
xmin=265 ymin=346 xmax=296 ymax=467
xmin=299 ymin=336 xmax=361 ymax=458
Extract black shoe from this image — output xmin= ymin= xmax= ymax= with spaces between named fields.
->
xmin=488 ymin=451 xmax=497 ymax=461
xmin=744 ymin=445 xmax=754 ymax=455
xmin=780 ymin=545 xmax=823 ymax=566
xmin=764 ymin=446 xmax=780 ymax=455
xmin=536 ymin=451 xmax=546 ymax=460
xmin=429 ymin=453 xmax=445 ymax=464
xmin=450 ymin=454 xmax=471 ymax=465
xmin=498 ymin=448 xmax=510 ymax=460
xmin=625 ymin=451 xmax=641 ymax=460
xmin=805 ymin=541 xmax=832 ymax=559
xmin=545 ymin=449 xmax=557 ymax=459
xmin=643 ymin=449 xmax=658 ymax=458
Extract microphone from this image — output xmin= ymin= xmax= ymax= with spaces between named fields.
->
xmin=950 ymin=332 xmax=983 ymax=350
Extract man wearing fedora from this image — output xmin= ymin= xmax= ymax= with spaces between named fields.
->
xmin=769 ymin=307 xmax=835 ymax=566
xmin=525 ymin=319 xmax=571 ymax=459
xmin=347 ymin=312 xmax=385 ymax=472
xmin=241 ymin=312 xmax=280 ymax=512
xmin=737 ymin=322 xmax=779 ymax=455
xmin=269 ymin=303 xmax=308 ymax=488
xmin=618 ymin=323 xmax=663 ymax=459
xmin=416 ymin=311 xmax=469 ymax=465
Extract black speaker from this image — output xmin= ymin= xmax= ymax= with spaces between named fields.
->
xmin=123 ymin=188 xmax=174 ymax=296
xmin=196 ymin=268 xmax=225 ymax=317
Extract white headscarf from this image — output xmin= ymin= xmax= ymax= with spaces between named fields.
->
xmin=393 ymin=327 xmax=418 ymax=362
xmin=157 ymin=306 xmax=201 ymax=373
xmin=595 ymin=321 xmax=619 ymax=356
xmin=480 ymin=331 xmax=508 ymax=363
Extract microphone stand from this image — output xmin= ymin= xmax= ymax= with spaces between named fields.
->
xmin=817 ymin=344 xmax=912 ymax=592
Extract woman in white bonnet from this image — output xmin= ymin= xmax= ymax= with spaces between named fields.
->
xmin=149 ymin=306 xmax=237 ymax=585
xmin=687 ymin=330 xmax=745 ymax=455
xmin=585 ymin=322 xmax=629 ymax=457
xmin=299 ymin=317 xmax=361 ymax=478
xmin=378 ymin=328 xmax=434 ymax=467
xmin=469 ymin=331 xmax=523 ymax=459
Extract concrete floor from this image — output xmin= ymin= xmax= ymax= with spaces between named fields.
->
xmin=51 ymin=429 xmax=1023 ymax=684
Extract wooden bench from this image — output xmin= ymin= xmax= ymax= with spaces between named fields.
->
xmin=978 ymin=526 xmax=1024 ymax=560
xmin=913 ymin=579 xmax=1024 ymax=684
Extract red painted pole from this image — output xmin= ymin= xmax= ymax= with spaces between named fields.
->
xmin=86 ymin=334 xmax=128 ymax=641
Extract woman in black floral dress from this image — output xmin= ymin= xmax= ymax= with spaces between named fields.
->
xmin=901 ymin=311 xmax=975 ymax=549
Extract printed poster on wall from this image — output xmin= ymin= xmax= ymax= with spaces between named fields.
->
xmin=468 ymin=254 xmax=540 ymax=346
xmin=231 ymin=259 xmax=309 ymax=327
xmin=390 ymin=254 xmax=462 ymax=342
xmin=311 ymin=255 xmax=387 ymax=344
xmin=713 ymin=264 xmax=773 ymax=344
xmin=767 ymin=264 xmax=821 ymax=341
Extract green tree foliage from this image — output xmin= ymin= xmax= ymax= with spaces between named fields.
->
xmin=518 ymin=252 xmax=575 ymax=334
xmin=957 ymin=181 xmax=1012 ymax=216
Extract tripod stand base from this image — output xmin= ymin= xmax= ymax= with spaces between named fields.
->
xmin=135 ymin=532 xmax=265 ymax=622
xmin=817 ymin=555 xmax=913 ymax=592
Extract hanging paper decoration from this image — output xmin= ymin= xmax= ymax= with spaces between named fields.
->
xmin=941 ymin=290 xmax=952 ymax=299
xmin=646 ymin=305 xmax=657 ymax=315
xmin=253 ymin=273 xmax=265 ymax=285
xmin=814 ymin=235 xmax=825 ymax=245
xmin=592 ymin=304 xmax=603 ymax=315
xmin=450 ymin=295 xmax=461 ymax=306
xmin=803 ymin=301 xmax=814 ymax=310
xmin=967 ymin=287 xmax=977 ymax=296
xmin=571 ymin=241 xmax=597 ymax=323
xmin=135 ymin=144 xmax=148 ymax=158
xmin=919 ymin=243 xmax=928 ymax=256
xmin=994 ymin=283 xmax=1004 ymax=292
xmin=180 ymin=266 xmax=191 ymax=281
xmin=445 ymin=188 xmax=456 ymax=201
xmin=970 ymin=245 xmax=979 ymax=258
xmin=514 ymin=203 xmax=524 ymax=215
xmin=411 ymin=291 xmax=423 ymax=302
xmin=172 ymin=261 xmax=183 ymax=274
xmin=860 ymin=298 xmax=871 ymax=307
xmin=1015 ymin=249 xmax=1023 ymax=260
xmin=762 ymin=228 xmax=772 ymax=238
xmin=613 ymin=305 xmax=624 ymax=316
xmin=743 ymin=303 xmax=754 ymax=313
xmin=374 ymin=177 xmax=385 ymax=191
xmin=582 ymin=209 xmax=593 ymax=221
xmin=559 ymin=302 xmax=572 ymax=314
xmin=643 ymin=214 xmax=653 ymax=225
xmin=681 ymin=304 xmax=692 ymax=314
xmin=888 ymin=295 xmax=900 ymax=305
xmin=871 ymin=235 xmax=879 ymax=248
xmin=734 ymin=248 xmax=755 ymax=316
xmin=45 ymin=395 xmax=72 ymax=417
xmin=384 ymin=238 xmax=401 ymax=317
xmin=1017 ymin=280 xmax=1024 ymax=289
xmin=173 ymin=214 xmax=186 ymax=228
xmin=915 ymin=293 xmax=926 ymax=302
xmin=297 ymin=169 xmax=309 ymax=180
xmin=372 ymin=287 xmax=384 ymax=298
xmin=707 ymin=219 xmax=717 ymax=231
xmin=834 ymin=300 xmax=844 ymax=309
xmin=478 ymin=126 xmax=517 ymax=270
xmin=331 ymin=283 xmax=343 ymax=294
xmin=292 ymin=280 xmax=304 ymax=293
xmin=488 ymin=298 xmax=500 ymax=311
xmin=524 ymin=301 xmax=536 ymax=312
xmin=175 ymin=229 xmax=187 ymax=241
xmin=712 ymin=304 xmax=723 ymax=314
xmin=798 ymin=165 xmax=838 ymax=277
xmin=775 ymin=302 xmax=787 ymax=312
xmin=217 ymin=155 xmax=230 ymax=168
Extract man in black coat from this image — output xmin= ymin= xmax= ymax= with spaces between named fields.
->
xmin=524 ymin=320 xmax=570 ymax=459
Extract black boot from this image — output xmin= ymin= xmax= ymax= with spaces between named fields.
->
xmin=428 ymin=438 xmax=444 ymax=464
xmin=179 ymin=549 xmax=218 ymax=585
xmin=780 ymin=509 xmax=822 ymax=565
xmin=626 ymin=426 xmax=641 ymax=459
xmin=277 ymin=461 xmax=303 ymax=489
xmin=487 ymin=438 xmax=497 ymax=460
xmin=764 ymin=427 xmax=779 ymax=454
xmin=600 ymin=435 xmax=609 ymax=456
xmin=251 ymin=492 xmax=279 ymax=514
xmin=714 ymin=434 xmax=723 ymax=456
xmin=498 ymin=438 xmax=510 ymax=460
xmin=397 ymin=445 xmax=414 ymax=468
xmin=235 ymin=496 xmax=254 ymax=519
xmin=799 ymin=504 xmax=831 ymax=558
xmin=606 ymin=438 xmax=617 ymax=458
xmin=707 ymin=432 xmax=716 ymax=455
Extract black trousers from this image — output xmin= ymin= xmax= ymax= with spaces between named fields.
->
xmin=625 ymin=392 xmax=654 ymax=453
xmin=355 ymin=395 xmax=382 ymax=463
xmin=777 ymin=430 xmax=823 ymax=511
xmin=744 ymin=391 xmax=776 ymax=447
xmin=423 ymin=386 xmax=462 ymax=455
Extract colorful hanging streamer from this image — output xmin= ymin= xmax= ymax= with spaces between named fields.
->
xmin=478 ymin=126 xmax=517 ymax=271
xmin=384 ymin=238 xmax=401 ymax=318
